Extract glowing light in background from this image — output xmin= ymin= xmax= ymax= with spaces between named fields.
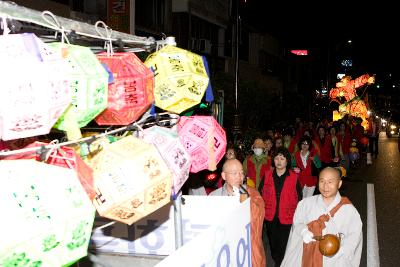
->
xmin=290 ymin=50 xmax=308 ymax=56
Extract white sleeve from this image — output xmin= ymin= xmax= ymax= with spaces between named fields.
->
xmin=291 ymin=199 xmax=309 ymax=236
xmin=330 ymin=206 xmax=363 ymax=266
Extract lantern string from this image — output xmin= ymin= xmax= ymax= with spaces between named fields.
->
xmin=41 ymin=11 xmax=70 ymax=44
xmin=95 ymin=21 xmax=113 ymax=56
xmin=0 ymin=112 xmax=180 ymax=157
xmin=0 ymin=16 xmax=11 ymax=35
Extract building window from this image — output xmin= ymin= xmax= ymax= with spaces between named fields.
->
xmin=136 ymin=0 xmax=166 ymax=32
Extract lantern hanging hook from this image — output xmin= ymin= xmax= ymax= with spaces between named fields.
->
xmin=41 ymin=10 xmax=70 ymax=44
xmin=95 ymin=21 xmax=114 ymax=56
xmin=44 ymin=139 xmax=60 ymax=162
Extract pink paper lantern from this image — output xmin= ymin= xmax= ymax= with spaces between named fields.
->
xmin=0 ymin=33 xmax=70 ymax=140
xmin=178 ymin=116 xmax=226 ymax=173
xmin=95 ymin=52 xmax=154 ymax=125
xmin=143 ymin=126 xmax=191 ymax=194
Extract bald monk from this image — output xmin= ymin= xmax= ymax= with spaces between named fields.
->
xmin=281 ymin=167 xmax=362 ymax=267
xmin=210 ymin=159 xmax=266 ymax=267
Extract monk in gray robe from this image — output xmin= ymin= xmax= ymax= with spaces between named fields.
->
xmin=281 ymin=167 xmax=362 ymax=267
xmin=209 ymin=159 xmax=266 ymax=267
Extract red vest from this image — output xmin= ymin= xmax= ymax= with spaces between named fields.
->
xmin=262 ymin=170 xmax=299 ymax=224
xmin=337 ymin=130 xmax=351 ymax=154
xmin=245 ymin=156 xmax=271 ymax=188
xmin=314 ymin=135 xmax=332 ymax=163
xmin=294 ymin=151 xmax=317 ymax=188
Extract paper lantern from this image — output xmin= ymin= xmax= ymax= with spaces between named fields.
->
xmin=178 ymin=116 xmax=226 ymax=173
xmin=144 ymin=45 xmax=209 ymax=114
xmin=88 ymin=135 xmax=172 ymax=225
xmin=332 ymin=110 xmax=343 ymax=121
xmin=95 ymin=52 xmax=154 ymax=125
xmin=339 ymin=99 xmax=369 ymax=130
xmin=143 ymin=126 xmax=191 ymax=195
xmin=0 ymin=33 xmax=71 ymax=140
xmin=3 ymin=141 xmax=96 ymax=200
xmin=0 ymin=160 xmax=95 ymax=266
xmin=49 ymin=43 xmax=109 ymax=130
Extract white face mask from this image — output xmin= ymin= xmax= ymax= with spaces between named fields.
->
xmin=253 ymin=148 xmax=264 ymax=156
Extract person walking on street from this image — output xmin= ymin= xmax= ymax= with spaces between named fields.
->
xmin=260 ymin=147 xmax=302 ymax=266
xmin=209 ymin=159 xmax=266 ymax=267
xmin=281 ymin=167 xmax=362 ymax=267
xmin=368 ymin=117 xmax=381 ymax=158
xmin=243 ymin=138 xmax=271 ymax=189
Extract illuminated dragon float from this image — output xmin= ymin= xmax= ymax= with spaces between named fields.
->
xmin=330 ymin=74 xmax=375 ymax=129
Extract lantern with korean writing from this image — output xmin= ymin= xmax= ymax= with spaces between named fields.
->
xmin=88 ymin=135 xmax=172 ymax=225
xmin=144 ymin=45 xmax=209 ymax=114
xmin=95 ymin=52 xmax=154 ymax=125
xmin=0 ymin=160 xmax=95 ymax=266
xmin=0 ymin=33 xmax=70 ymax=140
xmin=3 ymin=141 xmax=96 ymax=201
xmin=49 ymin=43 xmax=109 ymax=130
xmin=143 ymin=126 xmax=191 ymax=195
xmin=178 ymin=116 xmax=226 ymax=173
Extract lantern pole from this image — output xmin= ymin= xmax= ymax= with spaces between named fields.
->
xmin=234 ymin=0 xmax=240 ymax=112
xmin=173 ymin=193 xmax=184 ymax=249
xmin=0 ymin=1 xmax=155 ymax=51
xmin=233 ymin=0 xmax=242 ymax=146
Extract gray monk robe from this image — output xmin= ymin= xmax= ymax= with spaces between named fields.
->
xmin=281 ymin=192 xmax=362 ymax=267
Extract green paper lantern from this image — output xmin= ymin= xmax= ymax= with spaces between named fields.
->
xmin=0 ymin=160 xmax=95 ymax=266
xmin=50 ymin=43 xmax=109 ymax=130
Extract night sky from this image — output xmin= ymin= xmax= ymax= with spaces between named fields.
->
xmin=241 ymin=1 xmax=399 ymax=77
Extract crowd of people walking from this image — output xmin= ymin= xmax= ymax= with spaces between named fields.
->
xmin=186 ymin=115 xmax=379 ymax=266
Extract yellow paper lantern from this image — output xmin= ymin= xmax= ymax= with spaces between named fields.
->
xmin=144 ymin=45 xmax=209 ymax=114
xmin=88 ymin=136 xmax=172 ymax=225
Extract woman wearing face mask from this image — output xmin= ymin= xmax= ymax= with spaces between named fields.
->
xmin=243 ymin=138 xmax=272 ymax=190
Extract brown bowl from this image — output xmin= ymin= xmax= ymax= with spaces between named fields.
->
xmin=319 ymin=234 xmax=340 ymax=256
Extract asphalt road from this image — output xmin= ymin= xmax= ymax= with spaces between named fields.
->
xmin=349 ymin=132 xmax=400 ymax=266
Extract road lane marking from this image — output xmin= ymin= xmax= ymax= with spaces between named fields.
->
xmin=367 ymin=183 xmax=380 ymax=267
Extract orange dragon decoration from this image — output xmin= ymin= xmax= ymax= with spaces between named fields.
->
xmin=330 ymin=74 xmax=375 ymax=129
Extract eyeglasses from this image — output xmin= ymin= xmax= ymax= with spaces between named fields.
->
xmin=224 ymin=170 xmax=245 ymax=176
xmin=301 ymin=142 xmax=309 ymax=145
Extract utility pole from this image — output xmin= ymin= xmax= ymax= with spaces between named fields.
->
xmin=233 ymin=0 xmax=242 ymax=145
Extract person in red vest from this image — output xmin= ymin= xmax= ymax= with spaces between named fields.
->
xmin=260 ymin=147 xmax=302 ymax=266
xmin=283 ymin=129 xmax=298 ymax=155
xmin=314 ymin=126 xmax=333 ymax=168
xmin=243 ymin=138 xmax=271 ymax=189
xmin=293 ymin=135 xmax=321 ymax=198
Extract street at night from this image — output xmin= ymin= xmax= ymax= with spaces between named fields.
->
xmin=3 ymin=1 xmax=400 ymax=267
